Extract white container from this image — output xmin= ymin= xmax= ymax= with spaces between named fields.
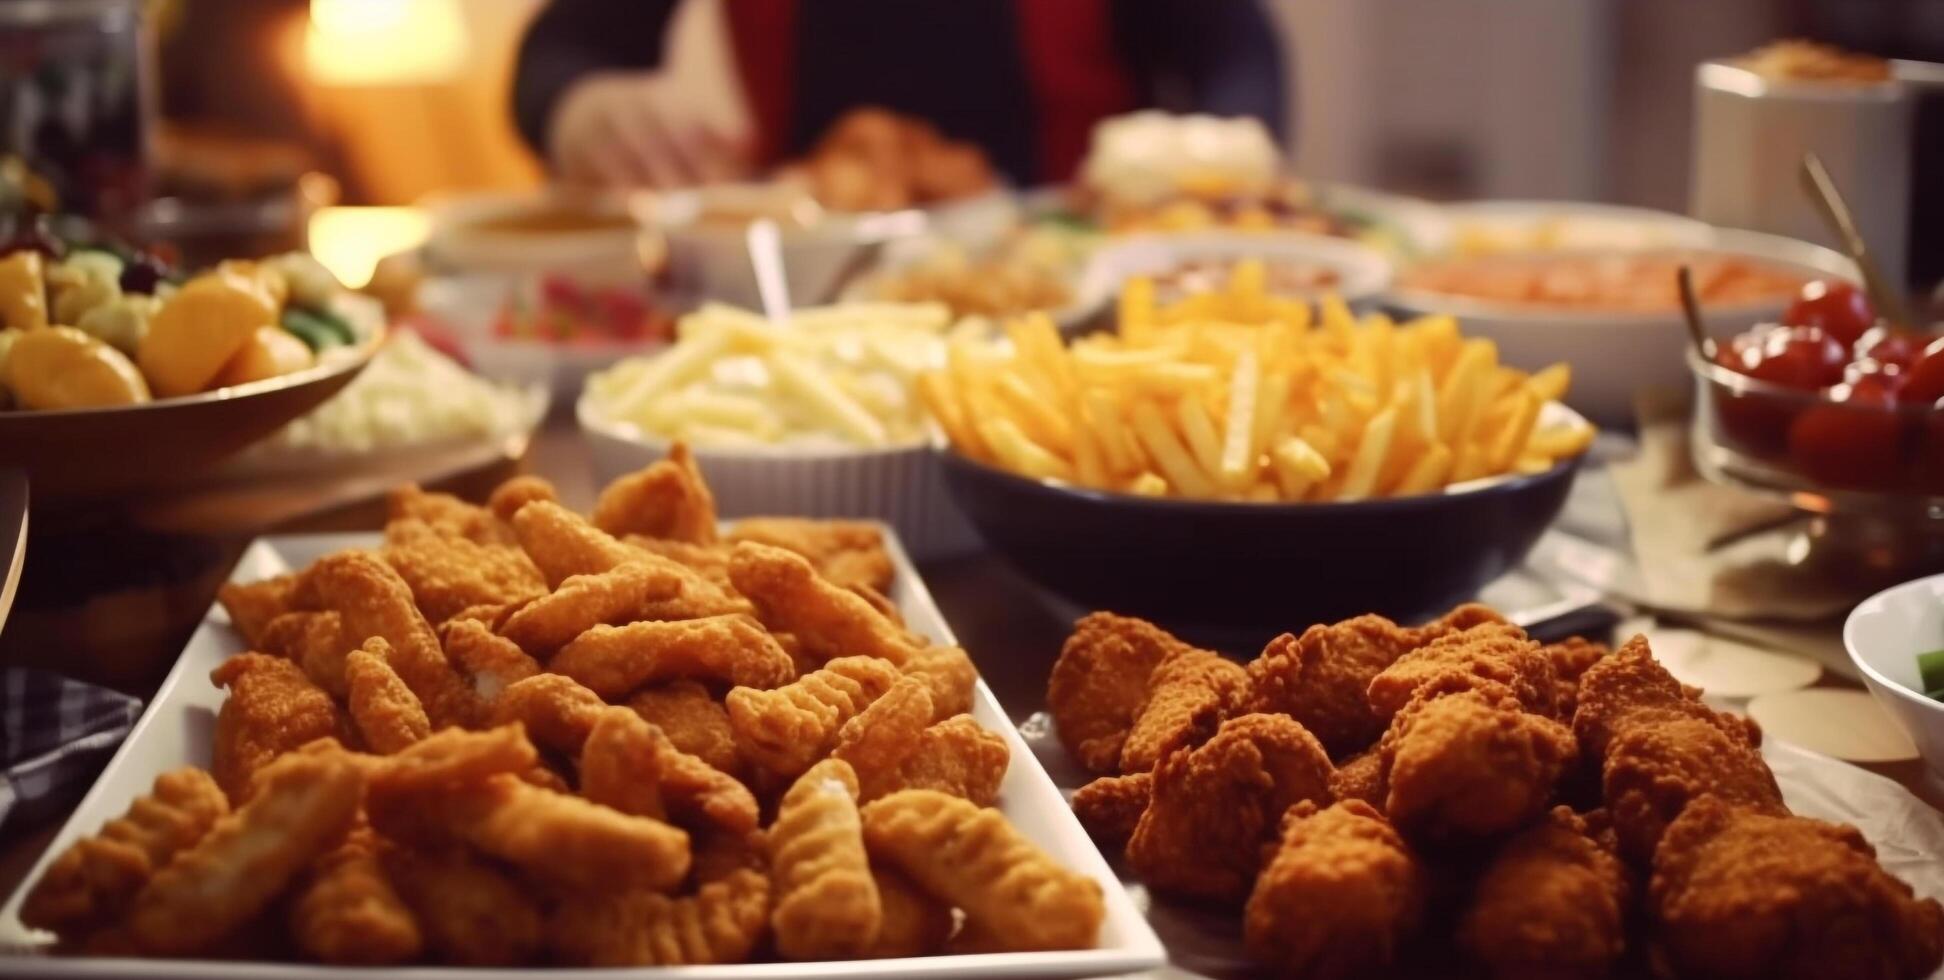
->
xmin=424 ymin=190 xmax=649 ymax=285
xmin=1691 ymin=60 xmax=1912 ymax=287
xmin=580 ymin=398 xmax=980 ymax=561
xmin=1384 ymin=228 xmax=1859 ymax=428
xmin=1845 ymin=574 xmax=1944 ymax=783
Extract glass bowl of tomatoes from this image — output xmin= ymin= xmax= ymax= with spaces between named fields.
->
xmin=1690 ymin=279 xmax=1944 ymax=510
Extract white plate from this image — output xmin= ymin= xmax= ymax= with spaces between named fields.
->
xmin=0 ymin=532 xmax=1165 ymax=979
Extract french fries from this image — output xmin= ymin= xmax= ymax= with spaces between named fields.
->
xmin=924 ymin=261 xmax=1593 ymax=502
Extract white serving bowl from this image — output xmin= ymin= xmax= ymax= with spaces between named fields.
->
xmin=1067 ymin=231 xmax=1394 ymax=332
xmin=1385 ymin=228 xmax=1860 ymax=427
xmin=424 ymin=189 xmax=648 ymax=285
xmin=1844 ymin=574 xmax=1944 ymax=782
xmin=578 ymin=397 xmax=980 ymax=561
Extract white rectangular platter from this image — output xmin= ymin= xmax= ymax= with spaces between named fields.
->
xmin=0 ymin=530 xmax=1166 ymax=979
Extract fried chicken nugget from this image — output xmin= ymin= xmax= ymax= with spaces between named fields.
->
xmin=344 ymin=638 xmax=431 ymax=754
xmin=629 ymin=680 xmax=742 ymax=778
xmin=1456 ymin=806 xmax=1628 ymax=980
xmin=307 ymin=550 xmax=480 ymax=729
xmin=289 ymin=822 xmax=422 ymax=965
xmin=440 ymin=617 xmax=541 ymax=703
xmin=486 ymin=474 xmax=558 ymax=522
xmin=1366 ymin=621 xmax=1559 ymax=723
xmin=902 ymin=644 xmax=977 ymax=722
xmin=383 ymin=844 xmax=543 ymax=966
xmin=1602 ymin=716 xmax=1784 ymax=863
xmin=1126 ymin=713 xmax=1335 ymax=904
xmin=1328 ymin=747 xmax=1387 ymax=809
xmin=20 ymin=768 xmax=228 ymax=938
xmin=863 ymin=866 xmax=952 ymax=958
xmin=496 ymin=560 xmax=685 ymax=656
xmin=833 ymin=678 xmax=934 ymax=787
xmin=726 ymin=517 xmax=894 ymax=593
xmin=1244 ymin=799 xmax=1424 ymax=980
xmin=1120 ymin=647 xmax=1249 ymax=774
xmin=549 ymin=868 xmax=770 ymax=966
xmin=1070 ymin=772 xmax=1151 ymax=853
xmin=258 ymin=610 xmax=354 ymax=697
xmin=210 ymin=653 xmax=351 ymax=801
xmin=217 ymin=574 xmax=299 ymax=649
xmin=510 ymin=500 xmax=641 ymax=587
xmin=381 ymin=518 xmax=548 ymax=625
xmin=728 ymin=541 xmax=923 ymax=666
xmin=1380 ymin=688 xmax=1578 ymax=839
xmin=727 ymin=655 xmax=902 ymax=778
xmin=1047 ymin=612 xmax=1190 ymax=774
xmin=1650 ymin=797 xmax=1944 ymax=980
xmin=593 ymin=442 xmax=719 ymax=543
xmin=580 ymin=707 xmax=669 ymax=820
xmin=1572 ymin=634 xmax=1761 ymax=765
xmin=626 ymin=535 xmax=734 ymax=589
xmin=862 ymin=789 xmax=1104 ymax=951
xmin=1542 ymin=636 xmax=1609 ymax=718
xmin=125 ymin=751 xmax=363 ymax=955
xmin=860 ymin=715 xmax=1009 ymax=806
xmin=388 ymin=483 xmax=513 ymax=546
xmin=362 ymin=724 xmax=539 ymax=796
xmin=550 ymin=613 xmax=794 ymax=697
xmin=420 ymin=773 xmax=691 ymax=891
xmin=488 ymin=674 xmax=608 ymax=755
xmin=769 ymin=758 xmax=882 ymax=959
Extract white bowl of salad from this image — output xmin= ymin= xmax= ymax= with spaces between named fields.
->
xmin=1844 ymin=575 xmax=1944 ymax=780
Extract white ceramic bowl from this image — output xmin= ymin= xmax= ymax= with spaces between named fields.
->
xmin=1068 ymin=231 xmax=1394 ymax=331
xmin=1844 ymin=574 xmax=1944 ymax=781
xmin=424 ymin=190 xmax=648 ymax=284
xmin=577 ymin=397 xmax=980 ymax=561
xmin=1385 ymin=228 xmax=1860 ymax=427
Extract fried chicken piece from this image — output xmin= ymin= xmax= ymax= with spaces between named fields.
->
xmin=626 ymin=535 xmax=734 ymax=588
xmin=440 ymin=617 xmax=541 ymax=703
xmin=902 ymin=644 xmax=977 ymax=721
xmin=1456 ymin=806 xmax=1628 ymax=980
xmin=769 ymin=758 xmax=882 ymax=959
xmin=863 ymin=866 xmax=952 ymax=958
xmin=343 ymin=638 xmax=431 ymax=754
xmin=857 ymin=715 xmax=1009 ymax=806
xmin=862 ymin=789 xmax=1105 ymax=952
xmin=486 ymin=474 xmax=558 ymax=522
xmin=726 ymin=655 xmax=902 ymax=779
xmin=413 ymin=773 xmax=691 ymax=892
xmin=1572 ymin=634 xmax=1760 ymax=766
xmin=628 ymin=680 xmax=742 ymax=778
xmin=510 ymin=500 xmax=642 ymax=587
xmin=496 ymin=560 xmax=685 ymax=656
xmin=381 ymin=518 xmax=548 ymax=625
xmin=1366 ymin=622 xmax=1559 ymax=723
xmin=582 ymin=707 xmax=759 ymax=835
xmin=210 ymin=653 xmax=351 ymax=801
xmin=487 ymin=674 xmax=608 ymax=755
xmin=258 ymin=610 xmax=354 ymax=697
xmin=1070 ymin=772 xmax=1152 ymax=853
xmin=1120 ymin=647 xmax=1248 ymax=774
xmin=20 ymin=768 xmax=228 ymax=938
xmin=125 ymin=751 xmax=363 ymax=955
xmin=833 ymin=678 xmax=935 ymax=795
xmin=289 ymin=822 xmax=422 ymax=965
xmin=728 ymin=541 xmax=924 ymax=665
xmin=361 ymin=724 xmax=539 ymax=796
xmin=1328 ymin=748 xmax=1387 ymax=809
xmin=549 ymin=868 xmax=769 ymax=966
xmin=1650 ymin=797 xmax=1944 ymax=980
xmin=1126 ymin=713 xmax=1335 ymax=904
xmin=217 ymin=574 xmax=300 ymax=649
xmin=690 ymin=827 xmax=768 ymax=885
xmin=1602 ymin=716 xmax=1784 ymax=863
xmin=1246 ymin=615 xmax=1436 ymax=758
xmin=1244 ymin=799 xmax=1424 ymax=980
xmin=592 ymin=443 xmax=719 ymax=544
xmin=1541 ymin=636 xmax=1609 ymax=718
xmin=307 ymin=550 xmax=480 ymax=729
xmin=726 ymin=517 xmax=894 ymax=593
xmin=388 ymin=483 xmax=513 ymax=546
xmin=550 ymin=613 xmax=794 ymax=697
xmin=1047 ymin=612 xmax=1190 ymax=774
xmin=383 ymin=844 xmax=543 ymax=966
xmin=1379 ymin=688 xmax=1577 ymax=839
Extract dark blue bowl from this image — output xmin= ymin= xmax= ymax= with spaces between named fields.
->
xmin=940 ymin=447 xmax=1583 ymax=645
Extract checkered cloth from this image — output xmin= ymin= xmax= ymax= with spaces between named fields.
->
xmin=0 ymin=669 xmax=142 ymax=831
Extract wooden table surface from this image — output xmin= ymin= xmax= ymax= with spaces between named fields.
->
xmin=4 ymin=412 xmax=1939 ymax=903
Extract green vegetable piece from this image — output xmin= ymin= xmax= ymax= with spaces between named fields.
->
xmin=299 ymin=306 xmax=358 ymax=345
xmin=279 ymin=308 xmax=343 ymax=352
xmin=1918 ymin=649 xmax=1944 ymax=694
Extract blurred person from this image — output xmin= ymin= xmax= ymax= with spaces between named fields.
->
xmin=513 ymin=0 xmax=1287 ymax=190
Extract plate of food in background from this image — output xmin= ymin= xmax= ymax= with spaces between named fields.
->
xmin=424 ymin=188 xmax=649 ymax=284
xmin=0 ymin=460 xmax=1164 ymax=977
xmin=926 ymin=266 xmax=1594 ymax=645
xmin=1066 ymin=231 xmax=1394 ymax=332
xmin=416 ymin=272 xmax=678 ymax=403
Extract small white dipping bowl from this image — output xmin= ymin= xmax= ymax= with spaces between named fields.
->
xmin=1844 ymin=574 xmax=1944 ymax=781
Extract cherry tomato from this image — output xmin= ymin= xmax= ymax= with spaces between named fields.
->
xmin=1844 ymin=358 xmax=1905 ymax=395
xmin=1783 ymin=279 xmax=1875 ymax=347
xmin=1722 ymin=324 xmax=1848 ymax=390
xmin=1899 ymin=337 xmax=1944 ymax=405
xmin=1854 ymin=324 xmax=1920 ymax=368
xmin=1788 ymin=377 xmax=1906 ymax=490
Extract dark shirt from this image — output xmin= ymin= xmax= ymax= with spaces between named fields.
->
xmin=512 ymin=0 xmax=1287 ymax=185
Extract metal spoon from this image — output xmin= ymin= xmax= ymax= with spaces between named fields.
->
xmin=1677 ymin=265 xmax=1715 ymax=359
xmin=1799 ymin=152 xmax=1912 ymax=328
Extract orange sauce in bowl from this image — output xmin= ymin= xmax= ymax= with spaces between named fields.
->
xmin=1398 ymin=251 xmax=1812 ymax=312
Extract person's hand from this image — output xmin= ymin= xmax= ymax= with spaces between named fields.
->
xmin=548 ymin=71 xmax=751 ymax=189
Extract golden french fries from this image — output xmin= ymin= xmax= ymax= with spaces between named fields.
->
xmin=924 ymin=260 xmax=1591 ymax=502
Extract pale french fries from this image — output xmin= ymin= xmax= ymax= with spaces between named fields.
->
xmin=924 ymin=261 xmax=1591 ymax=502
